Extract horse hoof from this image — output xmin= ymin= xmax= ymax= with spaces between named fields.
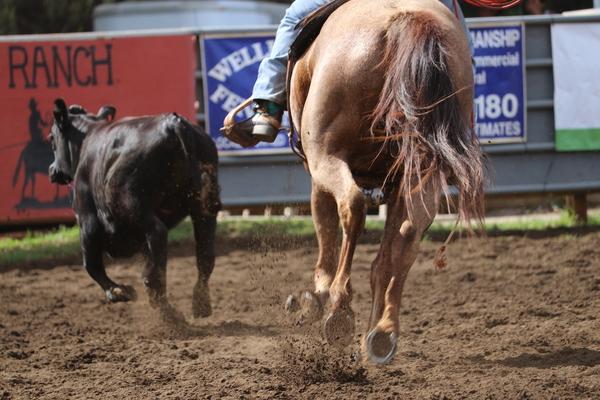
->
xmin=105 ymin=285 xmax=137 ymax=303
xmin=323 ymin=308 xmax=355 ymax=347
xmin=365 ymin=329 xmax=397 ymax=365
xmin=285 ymin=294 xmax=300 ymax=313
xmin=299 ymin=291 xmax=323 ymax=322
xmin=192 ymin=281 xmax=212 ymax=318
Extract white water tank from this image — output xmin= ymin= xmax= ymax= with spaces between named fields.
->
xmin=93 ymin=0 xmax=287 ymax=31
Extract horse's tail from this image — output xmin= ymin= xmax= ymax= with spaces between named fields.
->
xmin=371 ymin=10 xmax=485 ymax=228
xmin=12 ymin=150 xmax=24 ymax=187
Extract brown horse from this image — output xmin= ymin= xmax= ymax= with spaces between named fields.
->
xmin=284 ymin=0 xmax=484 ymax=364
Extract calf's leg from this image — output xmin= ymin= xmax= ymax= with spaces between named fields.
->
xmin=142 ymin=215 xmax=169 ymax=308
xmin=191 ymin=213 xmax=216 ymax=318
xmin=80 ymin=215 xmax=136 ymax=302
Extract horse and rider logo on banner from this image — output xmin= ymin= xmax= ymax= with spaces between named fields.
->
xmin=11 ymin=98 xmax=71 ymax=212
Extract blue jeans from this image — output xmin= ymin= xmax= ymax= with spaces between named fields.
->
xmin=252 ymin=0 xmax=473 ymax=106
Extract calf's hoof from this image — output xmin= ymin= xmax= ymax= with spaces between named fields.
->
xmin=285 ymin=291 xmax=323 ymax=323
xmin=365 ymin=329 xmax=397 ymax=365
xmin=146 ymin=289 xmax=167 ymax=310
xmin=159 ymin=302 xmax=187 ymax=326
xmin=323 ymin=307 xmax=355 ymax=347
xmin=192 ymin=281 xmax=212 ymax=318
xmin=105 ymin=285 xmax=137 ymax=303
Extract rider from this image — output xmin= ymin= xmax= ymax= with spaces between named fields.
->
xmin=236 ymin=0 xmax=474 ymax=143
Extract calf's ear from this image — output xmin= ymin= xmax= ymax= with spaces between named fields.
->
xmin=54 ymin=98 xmax=69 ymax=128
xmin=97 ymin=105 xmax=116 ymax=122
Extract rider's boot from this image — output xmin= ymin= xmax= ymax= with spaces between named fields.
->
xmin=239 ymin=100 xmax=284 ymax=143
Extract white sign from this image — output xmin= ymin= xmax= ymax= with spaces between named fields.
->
xmin=552 ymin=22 xmax=600 ymax=151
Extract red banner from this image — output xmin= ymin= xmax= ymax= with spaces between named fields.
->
xmin=0 ymin=34 xmax=197 ymax=225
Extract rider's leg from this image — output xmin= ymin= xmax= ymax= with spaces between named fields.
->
xmin=247 ymin=0 xmax=332 ymax=142
xmin=253 ymin=0 xmax=331 ymax=105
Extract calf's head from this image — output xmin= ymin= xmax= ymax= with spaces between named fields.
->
xmin=48 ymin=98 xmax=116 ymax=184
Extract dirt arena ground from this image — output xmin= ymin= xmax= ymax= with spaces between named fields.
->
xmin=1 ymin=230 xmax=599 ymax=399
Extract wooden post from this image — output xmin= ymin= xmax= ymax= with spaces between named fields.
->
xmin=565 ymin=193 xmax=588 ymax=225
xmin=378 ymin=204 xmax=388 ymax=220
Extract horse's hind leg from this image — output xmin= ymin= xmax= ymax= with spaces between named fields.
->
xmin=365 ymin=183 xmax=437 ymax=364
xmin=309 ymin=156 xmax=366 ymax=347
xmin=286 ymin=182 xmax=339 ymax=322
xmin=311 ymin=183 xmax=340 ymax=309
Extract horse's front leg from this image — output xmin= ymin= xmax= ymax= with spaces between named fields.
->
xmin=310 ymin=155 xmax=366 ymax=347
xmin=365 ymin=183 xmax=437 ymax=364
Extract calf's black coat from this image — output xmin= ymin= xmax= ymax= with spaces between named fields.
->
xmin=49 ymin=98 xmax=221 ymax=318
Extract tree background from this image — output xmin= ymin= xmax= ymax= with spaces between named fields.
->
xmin=0 ymin=0 xmax=149 ymax=34
xmin=0 ymin=0 xmax=594 ymax=35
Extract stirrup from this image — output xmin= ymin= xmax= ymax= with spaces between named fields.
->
xmin=220 ymin=98 xmax=260 ymax=148
xmin=220 ymin=98 xmax=281 ymax=146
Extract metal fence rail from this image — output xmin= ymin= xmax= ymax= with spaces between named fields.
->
xmin=2 ymin=14 xmax=598 ymax=210
xmin=204 ymin=14 xmax=600 ymax=206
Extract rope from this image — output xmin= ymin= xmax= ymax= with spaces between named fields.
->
xmin=462 ymin=0 xmax=524 ymax=10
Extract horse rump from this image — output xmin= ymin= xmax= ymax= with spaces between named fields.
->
xmin=371 ymin=10 xmax=485 ymax=228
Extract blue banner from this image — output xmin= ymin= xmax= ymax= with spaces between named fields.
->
xmin=471 ymin=23 xmax=526 ymax=143
xmin=201 ymin=34 xmax=290 ymax=154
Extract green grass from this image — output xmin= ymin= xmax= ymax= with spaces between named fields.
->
xmin=0 ymin=226 xmax=81 ymax=268
xmin=1 ymin=210 xmax=599 ymax=268
xmin=484 ymin=212 xmax=600 ymax=232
